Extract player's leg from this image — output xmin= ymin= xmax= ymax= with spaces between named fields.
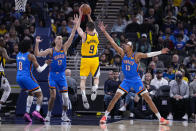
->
xmin=135 ymin=81 xmax=169 ymax=125
xmin=80 ymin=58 xmax=90 ymax=109
xmin=32 ymin=88 xmax=45 ymax=122
xmin=100 ymin=80 xmax=129 ymax=124
xmin=58 ymin=78 xmax=70 ymax=122
xmin=0 ymin=76 xmax=11 ymax=110
xmin=91 ymin=58 xmax=100 ymax=101
xmin=45 ymin=78 xmax=57 ymax=121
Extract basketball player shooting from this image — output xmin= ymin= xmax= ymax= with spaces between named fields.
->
xmin=99 ymin=21 xmax=169 ymax=125
xmin=77 ymin=5 xmax=100 ymax=109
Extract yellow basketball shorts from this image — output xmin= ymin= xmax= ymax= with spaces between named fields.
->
xmin=80 ymin=57 xmax=100 ymax=78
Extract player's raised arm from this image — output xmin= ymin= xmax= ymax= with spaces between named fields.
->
xmin=28 ymin=53 xmax=51 ymax=73
xmin=1 ymin=48 xmax=16 ymax=63
xmin=77 ymin=7 xmax=86 ymax=41
xmin=87 ymin=12 xmax=98 ymax=36
xmin=63 ymin=14 xmax=79 ymax=54
xmin=34 ymin=36 xmax=52 ymax=57
xmin=135 ymin=48 xmax=169 ymax=62
xmin=98 ymin=21 xmax=124 ymax=57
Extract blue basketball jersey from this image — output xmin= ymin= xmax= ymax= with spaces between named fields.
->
xmin=50 ymin=48 xmax=66 ymax=72
xmin=122 ymin=53 xmax=140 ymax=80
xmin=16 ymin=52 xmax=32 ymax=77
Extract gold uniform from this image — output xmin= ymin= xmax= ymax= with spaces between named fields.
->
xmin=80 ymin=33 xmax=100 ymax=77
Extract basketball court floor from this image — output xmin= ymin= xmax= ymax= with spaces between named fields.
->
xmin=0 ymin=115 xmax=195 ymax=131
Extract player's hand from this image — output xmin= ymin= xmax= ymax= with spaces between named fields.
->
xmin=72 ymin=14 xmax=79 ymax=25
xmin=98 ymin=21 xmax=107 ymax=32
xmin=45 ymin=59 xmax=52 ymax=65
xmin=161 ymin=48 xmax=169 ymax=54
xmin=36 ymin=36 xmax=42 ymax=43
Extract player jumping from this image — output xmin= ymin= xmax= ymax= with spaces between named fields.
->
xmin=99 ymin=22 xmax=169 ymax=125
xmin=77 ymin=6 xmax=100 ymax=109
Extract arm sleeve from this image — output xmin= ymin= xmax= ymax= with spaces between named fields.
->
xmin=36 ymin=63 xmax=48 ymax=73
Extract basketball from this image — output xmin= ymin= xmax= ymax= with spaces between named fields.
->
xmin=81 ymin=4 xmax=91 ymax=15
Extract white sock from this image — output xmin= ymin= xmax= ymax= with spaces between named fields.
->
xmin=36 ymin=104 xmax=41 ymax=112
xmin=26 ymin=96 xmax=33 ymax=113
xmin=62 ymin=110 xmax=67 ymax=116
xmin=105 ymin=111 xmax=110 ymax=118
xmin=47 ymin=111 xmax=52 ymax=117
xmin=92 ymin=85 xmax=98 ymax=90
xmin=155 ymin=112 xmax=161 ymax=120
xmin=81 ymin=90 xmax=86 ymax=97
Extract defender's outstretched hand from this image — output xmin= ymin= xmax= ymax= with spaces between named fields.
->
xmin=45 ymin=59 xmax=52 ymax=65
xmin=36 ymin=36 xmax=42 ymax=43
xmin=161 ymin=48 xmax=169 ymax=54
xmin=72 ymin=14 xmax=79 ymax=25
xmin=98 ymin=21 xmax=108 ymax=32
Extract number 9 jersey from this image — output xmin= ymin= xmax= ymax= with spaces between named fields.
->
xmin=80 ymin=33 xmax=100 ymax=78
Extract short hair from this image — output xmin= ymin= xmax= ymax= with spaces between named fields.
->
xmin=18 ymin=39 xmax=32 ymax=53
xmin=86 ymin=22 xmax=95 ymax=31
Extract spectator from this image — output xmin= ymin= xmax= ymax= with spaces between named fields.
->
xmin=150 ymin=70 xmax=169 ymax=95
xmin=185 ymin=34 xmax=196 ymax=54
xmin=156 ymin=36 xmax=173 ymax=50
xmin=136 ymin=33 xmax=151 ymax=53
xmin=183 ymin=52 xmax=196 ymax=69
xmin=111 ymin=16 xmax=126 ymax=33
xmin=173 ymin=21 xmax=188 ymax=36
xmin=189 ymin=75 xmax=196 ymax=121
xmin=179 ymin=29 xmax=189 ymax=43
xmin=119 ymin=91 xmax=139 ymax=118
xmin=163 ymin=64 xmax=175 ymax=82
xmin=163 ymin=11 xmax=177 ymax=27
xmin=10 ymin=44 xmax=18 ymax=59
xmin=112 ymin=54 xmax=122 ymax=67
xmin=58 ymin=20 xmax=67 ymax=33
xmin=29 ymin=25 xmax=36 ymax=38
xmin=100 ymin=54 xmax=110 ymax=66
xmin=104 ymin=70 xmax=121 ymax=117
xmin=125 ymin=15 xmax=140 ymax=33
xmin=167 ymin=71 xmax=189 ymax=120
xmin=0 ymin=24 xmax=7 ymax=36
xmin=171 ymin=54 xmax=180 ymax=71
xmin=162 ymin=27 xmax=175 ymax=43
xmin=136 ymin=8 xmax=144 ymax=25
xmin=65 ymin=69 xmax=77 ymax=113
xmin=143 ymin=72 xmax=152 ymax=90
xmin=152 ymin=56 xmax=165 ymax=68
xmin=9 ymin=28 xmax=19 ymax=45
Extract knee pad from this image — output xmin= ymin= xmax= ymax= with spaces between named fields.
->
xmin=62 ymin=92 xmax=69 ymax=107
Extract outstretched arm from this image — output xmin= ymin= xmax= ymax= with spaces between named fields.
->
xmin=64 ymin=14 xmax=79 ymax=54
xmin=87 ymin=13 xmax=98 ymax=36
xmin=1 ymin=48 xmax=16 ymax=63
xmin=34 ymin=36 xmax=52 ymax=57
xmin=28 ymin=54 xmax=51 ymax=73
xmin=135 ymin=48 xmax=169 ymax=62
xmin=77 ymin=7 xmax=86 ymax=41
xmin=99 ymin=21 xmax=124 ymax=57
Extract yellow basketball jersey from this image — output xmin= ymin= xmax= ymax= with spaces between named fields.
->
xmin=81 ymin=33 xmax=99 ymax=57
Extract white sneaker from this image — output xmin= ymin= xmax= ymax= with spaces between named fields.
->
xmin=45 ymin=116 xmax=51 ymax=122
xmin=119 ymin=106 xmax=126 ymax=112
xmin=167 ymin=114 xmax=173 ymax=120
xmin=82 ymin=95 xmax=89 ymax=109
xmin=182 ymin=114 xmax=188 ymax=120
xmin=130 ymin=113 xmax=134 ymax=118
xmin=61 ymin=114 xmax=71 ymax=122
xmin=91 ymin=86 xmax=98 ymax=101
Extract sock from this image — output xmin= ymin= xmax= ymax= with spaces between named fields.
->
xmin=92 ymin=85 xmax=98 ymax=91
xmin=81 ymin=90 xmax=86 ymax=96
xmin=36 ymin=104 xmax=41 ymax=112
xmin=155 ymin=112 xmax=161 ymax=120
xmin=47 ymin=111 xmax=52 ymax=117
xmin=62 ymin=110 xmax=67 ymax=116
xmin=26 ymin=96 xmax=33 ymax=113
xmin=105 ymin=111 xmax=110 ymax=118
